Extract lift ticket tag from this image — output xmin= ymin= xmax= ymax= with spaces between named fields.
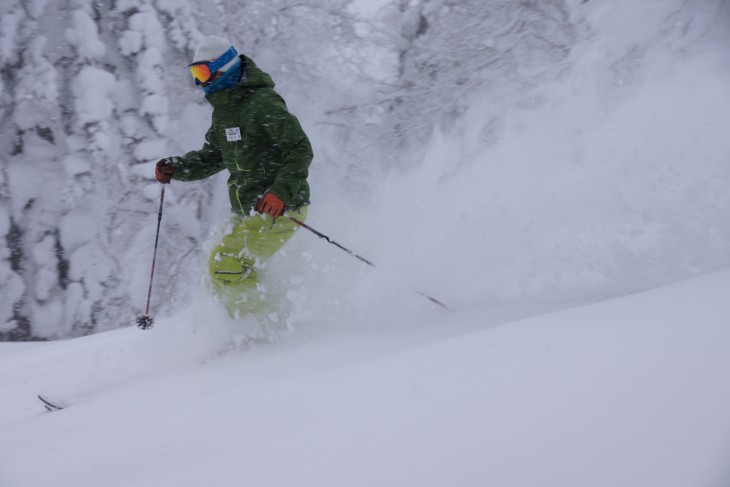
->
xmin=225 ymin=127 xmax=242 ymax=142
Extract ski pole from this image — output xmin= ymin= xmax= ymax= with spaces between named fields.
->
xmin=286 ymin=215 xmax=375 ymax=267
xmin=137 ymin=185 xmax=166 ymax=329
xmin=284 ymin=214 xmax=453 ymax=311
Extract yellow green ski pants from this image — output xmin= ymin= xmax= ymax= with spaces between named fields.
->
xmin=208 ymin=207 xmax=307 ymax=318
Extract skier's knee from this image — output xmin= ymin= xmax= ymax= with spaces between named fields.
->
xmin=209 ymin=252 xmax=256 ymax=287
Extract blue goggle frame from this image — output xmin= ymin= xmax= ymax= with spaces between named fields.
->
xmin=188 ymin=46 xmax=238 ymax=85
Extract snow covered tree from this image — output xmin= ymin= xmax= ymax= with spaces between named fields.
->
xmin=0 ymin=0 xmax=69 ymax=339
xmin=388 ymin=0 xmax=574 ymax=148
xmin=0 ymin=0 xmax=578 ymax=340
xmin=0 ymin=0 xmax=215 ymax=339
xmin=0 ymin=0 xmax=364 ymax=340
xmin=327 ymin=0 xmax=576 ymax=177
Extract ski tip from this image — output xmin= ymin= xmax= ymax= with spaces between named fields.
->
xmin=38 ymin=395 xmax=65 ymax=412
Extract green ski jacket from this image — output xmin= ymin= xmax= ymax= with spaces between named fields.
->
xmin=171 ymin=55 xmax=312 ymax=215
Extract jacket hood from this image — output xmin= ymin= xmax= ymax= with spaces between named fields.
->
xmin=239 ymin=55 xmax=275 ymax=90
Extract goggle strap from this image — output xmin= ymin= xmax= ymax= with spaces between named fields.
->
xmin=206 ymin=47 xmax=238 ymax=74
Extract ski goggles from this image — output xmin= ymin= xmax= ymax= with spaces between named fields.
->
xmin=188 ymin=47 xmax=238 ymax=85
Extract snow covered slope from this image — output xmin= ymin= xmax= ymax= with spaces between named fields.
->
xmin=1 ymin=1 xmax=728 ymax=485
xmin=2 ymin=268 xmax=729 ymax=487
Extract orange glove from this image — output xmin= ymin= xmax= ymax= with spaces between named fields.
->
xmin=255 ymin=192 xmax=285 ymax=218
xmin=155 ymin=158 xmax=175 ymax=184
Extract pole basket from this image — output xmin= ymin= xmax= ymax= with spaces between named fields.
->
xmin=136 ymin=314 xmax=154 ymax=330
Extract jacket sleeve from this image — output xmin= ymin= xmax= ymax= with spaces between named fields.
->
xmin=266 ymin=110 xmax=313 ymax=206
xmin=170 ymin=126 xmax=226 ymax=182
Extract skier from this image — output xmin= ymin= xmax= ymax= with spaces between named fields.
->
xmin=155 ymin=35 xmax=312 ymax=324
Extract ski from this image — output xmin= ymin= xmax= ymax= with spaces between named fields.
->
xmin=38 ymin=395 xmax=65 ymax=412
